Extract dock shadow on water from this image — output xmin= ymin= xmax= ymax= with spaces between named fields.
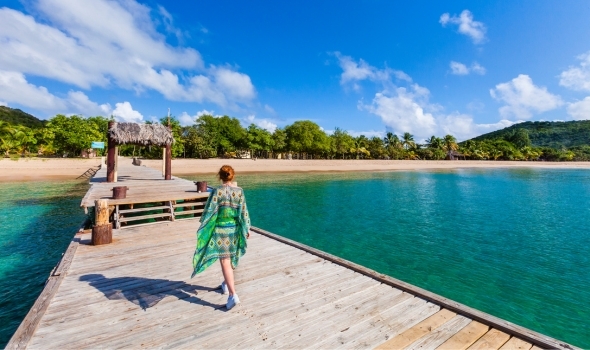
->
xmin=79 ymin=274 xmax=225 ymax=311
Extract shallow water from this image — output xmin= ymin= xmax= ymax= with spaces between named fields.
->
xmin=0 ymin=180 xmax=89 ymax=348
xmin=1 ymin=169 xmax=589 ymax=348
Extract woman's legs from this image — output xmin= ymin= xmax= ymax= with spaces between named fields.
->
xmin=219 ymin=258 xmax=236 ymax=295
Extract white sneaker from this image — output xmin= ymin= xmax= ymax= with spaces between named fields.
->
xmin=220 ymin=281 xmax=228 ymax=295
xmin=226 ymin=294 xmax=240 ymax=310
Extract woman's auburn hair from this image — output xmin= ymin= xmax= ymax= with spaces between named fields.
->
xmin=218 ymin=165 xmax=235 ymax=182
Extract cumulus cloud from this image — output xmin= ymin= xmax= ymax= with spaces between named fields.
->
xmin=334 ymin=54 xmax=518 ymax=141
xmin=333 ymin=52 xmax=411 ymax=90
xmin=567 ymin=97 xmax=590 ymax=120
xmin=110 ymin=102 xmax=143 ymax=122
xmin=0 ymin=70 xmax=116 ymax=116
xmin=439 ymin=113 xmax=518 ymax=141
xmin=559 ymin=51 xmax=590 ymax=92
xmin=244 ymin=115 xmax=277 ymax=132
xmin=0 ymin=1 xmax=256 ymax=109
xmin=178 ymin=112 xmax=196 ymax=126
xmin=450 ymin=62 xmax=469 ymax=75
xmin=490 ymin=74 xmax=563 ymax=119
xmin=451 ymin=61 xmax=486 ymax=75
xmin=440 ymin=10 xmax=487 ymax=44
xmin=361 ymin=85 xmax=438 ymax=138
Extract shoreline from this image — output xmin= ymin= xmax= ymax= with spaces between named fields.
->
xmin=1 ymin=157 xmax=589 ymax=182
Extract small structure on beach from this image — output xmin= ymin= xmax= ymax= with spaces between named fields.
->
xmin=447 ymin=150 xmax=466 ymax=160
xmin=106 ymin=122 xmax=174 ymax=182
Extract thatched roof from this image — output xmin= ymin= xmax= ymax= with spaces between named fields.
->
xmin=108 ymin=122 xmax=173 ymax=146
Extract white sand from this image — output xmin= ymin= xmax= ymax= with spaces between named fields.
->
xmin=2 ymin=157 xmax=588 ymax=182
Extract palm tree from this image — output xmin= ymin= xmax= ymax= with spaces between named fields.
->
xmin=402 ymin=132 xmax=415 ymax=150
xmin=425 ymin=136 xmax=443 ymax=150
xmin=442 ymin=134 xmax=458 ymax=159
xmin=383 ymin=132 xmax=402 ymax=159
xmin=352 ymin=135 xmax=369 ymax=159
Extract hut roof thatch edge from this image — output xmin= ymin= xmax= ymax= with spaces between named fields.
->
xmin=108 ymin=122 xmax=174 ymax=146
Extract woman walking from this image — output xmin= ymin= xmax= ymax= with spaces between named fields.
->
xmin=191 ymin=165 xmax=251 ymax=310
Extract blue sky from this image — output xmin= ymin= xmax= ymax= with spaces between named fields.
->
xmin=1 ymin=0 xmax=590 ymax=141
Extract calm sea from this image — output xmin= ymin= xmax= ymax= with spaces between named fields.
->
xmin=1 ymin=168 xmax=589 ymax=348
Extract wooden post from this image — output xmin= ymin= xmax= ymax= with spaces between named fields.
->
xmin=165 ymin=143 xmax=172 ymax=180
xmin=162 ymin=148 xmax=166 ymax=177
xmin=106 ymin=121 xmax=116 ymax=182
xmin=114 ymin=146 xmax=118 ymax=183
xmin=92 ymin=199 xmax=112 ymax=245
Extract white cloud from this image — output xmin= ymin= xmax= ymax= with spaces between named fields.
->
xmin=0 ymin=70 xmax=116 ymax=116
xmin=335 ymin=54 xmax=514 ymax=141
xmin=567 ymin=97 xmax=590 ymax=120
xmin=264 ymin=104 xmax=276 ymax=114
xmin=244 ymin=115 xmax=277 ymax=132
xmin=0 ymin=1 xmax=256 ymax=108
xmin=450 ymin=61 xmax=486 ymax=75
xmin=490 ymin=74 xmax=563 ymax=119
xmin=111 ymin=102 xmax=143 ymax=122
xmin=0 ymin=101 xmax=7 ymax=107
xmin=0 ymin=70 xmax=67 ymax=111
xmin=471 ymin=63 xmax=486 ymax=75
xmin=334 ymin=52 xmax=411 ymax=89
xmin=178 ymin=112 xmax=196 ymax=126
xmin=440 ymin=10 xmax=487 ymax=44
xmin=439 ymin=113 xmax=518 ymax=141
xmin=559 ymin=51 xmax=590 ymax=92
xmin=450 ymin=62 xmax=469 ymax=75
xmin=361 ymin=85 xmax=437 ymax=139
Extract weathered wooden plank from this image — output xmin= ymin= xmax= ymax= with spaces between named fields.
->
xmin=314 ymin=295 xmax=423 ymax=348
xmin=375 ymin=308 xmax=456 ymax=349
xmin=405 ymin=314 xmax=472 ymax=350
xmin=437 ymin=320 xmax=490 ymax=350
xmin=468 ymin=329 xmax=512 ymax=350
xmin=499 ymin=337 xmax=534 ymax=350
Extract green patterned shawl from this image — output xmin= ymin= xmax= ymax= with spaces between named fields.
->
xmin=191 ymin=185 xmax=250 ymax=277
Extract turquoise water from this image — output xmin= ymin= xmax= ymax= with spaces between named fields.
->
xmin=191 ymin=168 xmax=590 ymax=348
xmin=1 ymin=169 xmax=589 ymax=348
xmin=0 ymin=180 xmax=88 ymax=348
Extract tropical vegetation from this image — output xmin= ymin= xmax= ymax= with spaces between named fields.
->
xmin=0 ymin=106 xmax=588 ymax=161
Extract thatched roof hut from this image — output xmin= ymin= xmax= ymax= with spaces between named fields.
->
xmin=108 ymin=122 xmax=173 ymax=146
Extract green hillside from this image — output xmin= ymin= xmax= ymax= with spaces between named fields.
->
xmin=469 ymin=120 xmax=590 ymax=149
xmin=0 ymin=106 xmax=45 ymax=128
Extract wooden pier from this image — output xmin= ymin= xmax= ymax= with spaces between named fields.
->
xmin=8 ymin=160 xmax=578 ymax=349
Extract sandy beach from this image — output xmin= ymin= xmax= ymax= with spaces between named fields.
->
xmin=1 ymin=157 xmax=589 ymax=181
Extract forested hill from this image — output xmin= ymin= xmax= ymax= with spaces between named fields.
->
xmin=0 ymin=106 xmax=45 ymax=128
xmin=469 ymin=120 xmax=590 ymax=149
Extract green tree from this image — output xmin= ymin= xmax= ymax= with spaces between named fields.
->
xmin=46 ymin=115 xmax=103 ymax=157
xmin=285 ymin=120 xmax=330 ymax=159
xmin=443 ymin=134 xmax=458 ymax=159
xmin=383 ymin=132 xmax=402 ymax=159
xmin=331 ymin=128 xmax=354 ymax=159
xmin=271 ymin=128 xmax=287 ymax=156
xmin=402 ymin=132 xmax=415 ymax=150
xmin=246 ymin=124 xmax=274 ymax=158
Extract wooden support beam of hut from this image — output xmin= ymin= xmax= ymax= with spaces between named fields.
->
xmin=165 ymin=144 xmax=172 ymax=180
xmin=162 ymin=148 xmax=166 ymax=177
xmin=106 ymin=121 xmax=116 ymax=183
